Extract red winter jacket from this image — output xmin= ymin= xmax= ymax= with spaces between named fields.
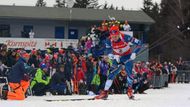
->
xmin=77 ymin=68 xmax=85 ymax=82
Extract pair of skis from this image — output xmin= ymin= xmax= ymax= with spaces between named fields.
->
xmin=45 ymin=97 xmax=139 ymax=102
xmin=46 ymin=98 xmax=96 ymax=102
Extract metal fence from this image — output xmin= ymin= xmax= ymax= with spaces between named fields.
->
xmin=151 ymin=74 xmax=169 ymax=88
xmin=176 ymin=70 xmax=190 ymax=83
xmin=149 ymin=70 xmax=190 ymax=88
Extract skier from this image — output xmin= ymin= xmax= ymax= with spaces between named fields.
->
xmin=95 ymin=25 xmax=142 ymax=100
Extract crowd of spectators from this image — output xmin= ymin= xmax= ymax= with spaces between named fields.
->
xmin=0 ymin=43 xmax=184 ymax=96
xmin=0 ymin=19 xmax=187 ymax=96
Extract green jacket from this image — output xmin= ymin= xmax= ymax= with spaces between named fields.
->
xmin=91 ymin=74 xmax=100 ymax=86
xmin=30 ymin=68 xmax=50 ymax=89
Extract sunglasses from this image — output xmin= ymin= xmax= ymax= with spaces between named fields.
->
xmin=110 ymin=30 xmax=119 ymax=35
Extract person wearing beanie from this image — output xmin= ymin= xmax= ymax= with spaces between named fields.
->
xmin=49 ymin=64 xmax=67 ymax=95
xmin=30 ymin=63 xmax=51 ymax=96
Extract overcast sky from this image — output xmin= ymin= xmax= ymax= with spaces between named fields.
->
xmin=0 ymin=0 xmax=161 ymax=10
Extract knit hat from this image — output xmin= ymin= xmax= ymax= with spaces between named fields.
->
xmin=40 ymin=63 xmax=47 ymax=69
xmin=109 ymin=26 xmax=120 ymax=36
xmin=22 ymin=53 xmax=30 ymax=59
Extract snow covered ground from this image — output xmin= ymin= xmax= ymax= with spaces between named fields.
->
xmin=0 ymin=84 xmax=190 ymax=107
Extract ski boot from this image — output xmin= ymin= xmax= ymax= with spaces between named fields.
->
xmin=0 ymin=86 xmax=8 ymax=100
xmin=94 ymin=90 xmax=108 ymax=100
xmin=127 ymin=87 xmax=135 ymax=100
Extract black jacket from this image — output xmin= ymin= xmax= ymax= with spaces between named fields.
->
xmin=51 ymin=71 xmax=66 ymax=85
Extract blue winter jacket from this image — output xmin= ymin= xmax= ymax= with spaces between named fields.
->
xmin=8 ymin=57 xmax=29 ymax=83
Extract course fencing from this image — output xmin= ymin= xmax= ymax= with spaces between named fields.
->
xmin=151 ymin=74 xmax=169 ymax=88
xmin=176 ymin=70 xmax=190 ymax=83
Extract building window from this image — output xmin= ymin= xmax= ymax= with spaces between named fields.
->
xmin=68 ymin=28 xmax=78 ymax=39
xmin=0 ymin=24 xmax=10 ymax=37
xmin=55 ymin=27 xmax=64 ymax=39
xmin=21 ymin=25 xmax=33 ymax=38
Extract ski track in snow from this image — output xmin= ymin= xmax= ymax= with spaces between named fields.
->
xmin=0 ymin=84 xmax=190 ymax=107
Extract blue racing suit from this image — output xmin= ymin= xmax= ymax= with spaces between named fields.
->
xmin=104 ymin=33 xmax=142 ymax=88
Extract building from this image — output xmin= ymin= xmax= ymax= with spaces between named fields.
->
xmin=0 ymin=5 xmax=155 ymax=61
xmin=0 ymin=5 xmax=154 ymax=40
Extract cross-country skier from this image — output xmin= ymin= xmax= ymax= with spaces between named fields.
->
xmin=95 ymin=25 xmax=142 ymax=100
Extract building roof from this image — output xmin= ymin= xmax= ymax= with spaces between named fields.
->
xmin=0 ymin=5 xmax=155 ymax=24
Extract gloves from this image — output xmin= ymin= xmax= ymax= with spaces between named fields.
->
xmin=108 ymin=54 xmax=120 ymax=63
xmin=108 ymin=54 xmax=114 ymax=60
xmin=130 ymin=53 xmax=136 ymax=60
xmin=114 ymin=55 xmax=120 ymax=63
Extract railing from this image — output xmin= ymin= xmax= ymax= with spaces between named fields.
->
xmin=150 ymin=74 xmax=169 ymax=88
xmin=176 ymin=70 xmax=190 ymax=83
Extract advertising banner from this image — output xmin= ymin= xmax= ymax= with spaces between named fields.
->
xmin=0 ymin=38 xmax=78 ymax=50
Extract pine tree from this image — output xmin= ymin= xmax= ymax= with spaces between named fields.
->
xmin=144 ymin=0 xmax=190 ymax=60
xmin=115 ymin=6 xmax=119 ymax=10
xmin=103 ymin=2 xmax=109 ymax=9
xmin=141 ymin=0 xmax=154 ymax=18
xmin=121 ymin=6 xmax=125 ymax=10
xmin=73 ymin=0 xmax=99 ymax=8
xmin=109 ymin=4 xmax=115 ymax=10
xmin=54 ymin=0 xmax=66 ymax=8
xmin=142 ymin=0 xmax=162 ymax=59
xmin=36 ymin=0 xmax=46 ymax=7
xmin=73 ymin=0 xmax=89 ymax=8
xmin=151 ymin=3 xmax=159 ymax=20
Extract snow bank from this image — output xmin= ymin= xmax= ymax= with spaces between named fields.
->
xmin=0 ymin=84 xmax=190 ymax=107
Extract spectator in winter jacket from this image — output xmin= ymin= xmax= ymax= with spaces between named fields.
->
xmin=57 ymin=49 xmax=64 ymax=65
xmin=86 ymin=54 xmax=94 ymax=91
xmin=64 ymin=51 xmax=75 ymax=94
xmin=80 ymin=55 xmax=87 ymax=73
xmin=30 ymin=63 xmax=51 ymax=96
xmin=7 ymin=50 xmax=17 ymax=67
xmin=170 ymin=64 xmax=177 ymax=83
xmin=0 ymin=53 xmax=32 ymax=100
xmin=50 ymin=64 xmax=67 ymax=95
xmin=90 ymin=58 xmax=100 ymax=94
xmin=133 ymin=73 xmax=149 ymax=94
xmin=64 ymin=51 xmax=74 ymax=81
xmin=0 ymin=60 xmax=7 ymax=76
xmin=85 ymin=37 xmax=93 ymax=54
xmin=28 ymin=50 xmax=39 ymax=68
xmin=77 ymin=66 xmax=87 ymax=95
xmin=98 ymin=56 xmax=109 ymax=90
xmin=0 ymin=50 xmax=8 ymax=66
xmin=77 ymin=66 xmax=85 ymax=83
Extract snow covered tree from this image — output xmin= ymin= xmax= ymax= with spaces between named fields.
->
xmin=36 ymin=0 xmax=46 ymax=7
